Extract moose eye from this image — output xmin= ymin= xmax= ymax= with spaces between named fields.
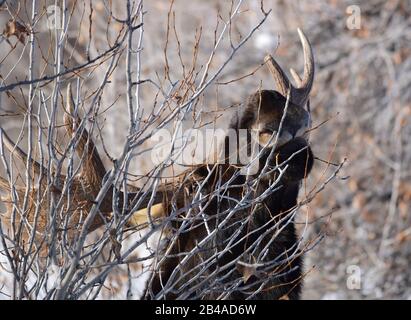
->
xmin=259 ymin=129 xmax=273 ymax=136
xmin=259 ymin=129 xmax=277 ymax=146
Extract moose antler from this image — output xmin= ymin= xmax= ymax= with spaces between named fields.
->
xmin=0 ymin=85 xmax=167 ymax=257
xmin=64 ymin=83 xmax=107 ymax=198
xmin=264 ymin=28 xmax=314 ymax=107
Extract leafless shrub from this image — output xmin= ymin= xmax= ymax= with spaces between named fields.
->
xmin=0 ymin=0 xmax=349 ymax=300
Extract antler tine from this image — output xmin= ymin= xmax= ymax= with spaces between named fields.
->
xmin=65 ymin=84 xmax=107 ymax=195
xmin=294 ymin=28 xmax=314 ymax=106
xmin=264 ymin=54 xmax=291 ymax=98
xmin=289 ymin=67 xmax=302 ymax=87
xmin=0 ymin=127 xmax=49 ymax=183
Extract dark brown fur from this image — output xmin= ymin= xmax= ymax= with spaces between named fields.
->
xmin=146 ymin=90 xmax=314 ymax=300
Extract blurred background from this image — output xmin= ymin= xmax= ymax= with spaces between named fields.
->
xmin=0 ymin=0 xmax=410 ymax=299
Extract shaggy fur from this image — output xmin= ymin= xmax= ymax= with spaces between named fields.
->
xmin=147 ymin=90 xmax=314 ymax=300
